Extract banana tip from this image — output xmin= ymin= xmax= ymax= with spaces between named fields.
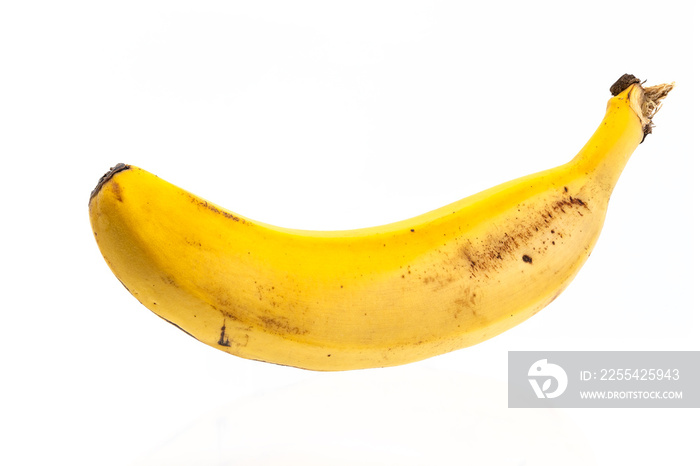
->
xmin=90 ymin=163 xmax=130 ymax=205
xmin=610 ymin=74 xmax=641 ymax=96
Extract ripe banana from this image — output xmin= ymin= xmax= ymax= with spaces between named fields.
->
xmin=89 ymin=75 xmax=673 ymax=371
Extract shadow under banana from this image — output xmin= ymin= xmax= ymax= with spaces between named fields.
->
xmin=132 ymin=368 xmax=595 ymax=466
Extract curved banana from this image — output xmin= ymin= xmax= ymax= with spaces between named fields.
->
xmin=89 ymin=75 xmax=673 ymax=371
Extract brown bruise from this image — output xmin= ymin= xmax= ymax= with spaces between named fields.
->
xmin=186 ymin=193 xmax=244 ymax=223
xmin=110 ymin=181 xmax=123 ymax=203
xmin=258 ymin=315 xmax=308 ymax=335
xmin=218 ymin=320 xmax=232 ymax=346
xmin=458 ymin=191 xmax=590 ymax=276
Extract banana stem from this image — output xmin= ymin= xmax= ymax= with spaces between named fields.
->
xmin=638 ymin=82 xmax=675 ymax=138
xmin=610 ymin=74 xmax=675 ymax=140
xmin=571 ymin=75 xmax=674 ymax=194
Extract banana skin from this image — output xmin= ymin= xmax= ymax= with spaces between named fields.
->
xmin=89 ymin=75 xmax=673 ymax=370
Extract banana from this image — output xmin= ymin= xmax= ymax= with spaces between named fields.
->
xmin=89 ymin=75 xmax=673 ymax=371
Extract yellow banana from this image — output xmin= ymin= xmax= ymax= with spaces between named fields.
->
xmin=89 ymin=75 xmax=673 ymax=371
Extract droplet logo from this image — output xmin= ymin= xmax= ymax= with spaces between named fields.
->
xmin=528 ymin=359 xmax=568 ymax=399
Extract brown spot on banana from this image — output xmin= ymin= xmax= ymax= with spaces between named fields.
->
xmin=160 ymin=274 xmax=178 ymax=287
xmin=218 ymin=320 xmax=231 ymax=347
xmin=110 ymin=181 xmax=123 ymax=203
xmin=186 ymin=193 xmax=244 ymax=223
xmin=457 ymin=192 xmax=590 ymax=274
xmin=453 ymin=286 xmax=480 ymax=314
xmin=258 ymin=315 xmax=308 ymax=336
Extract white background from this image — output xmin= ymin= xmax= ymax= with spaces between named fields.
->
xmin=1 ymin=1 xmax=698 ymax=464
